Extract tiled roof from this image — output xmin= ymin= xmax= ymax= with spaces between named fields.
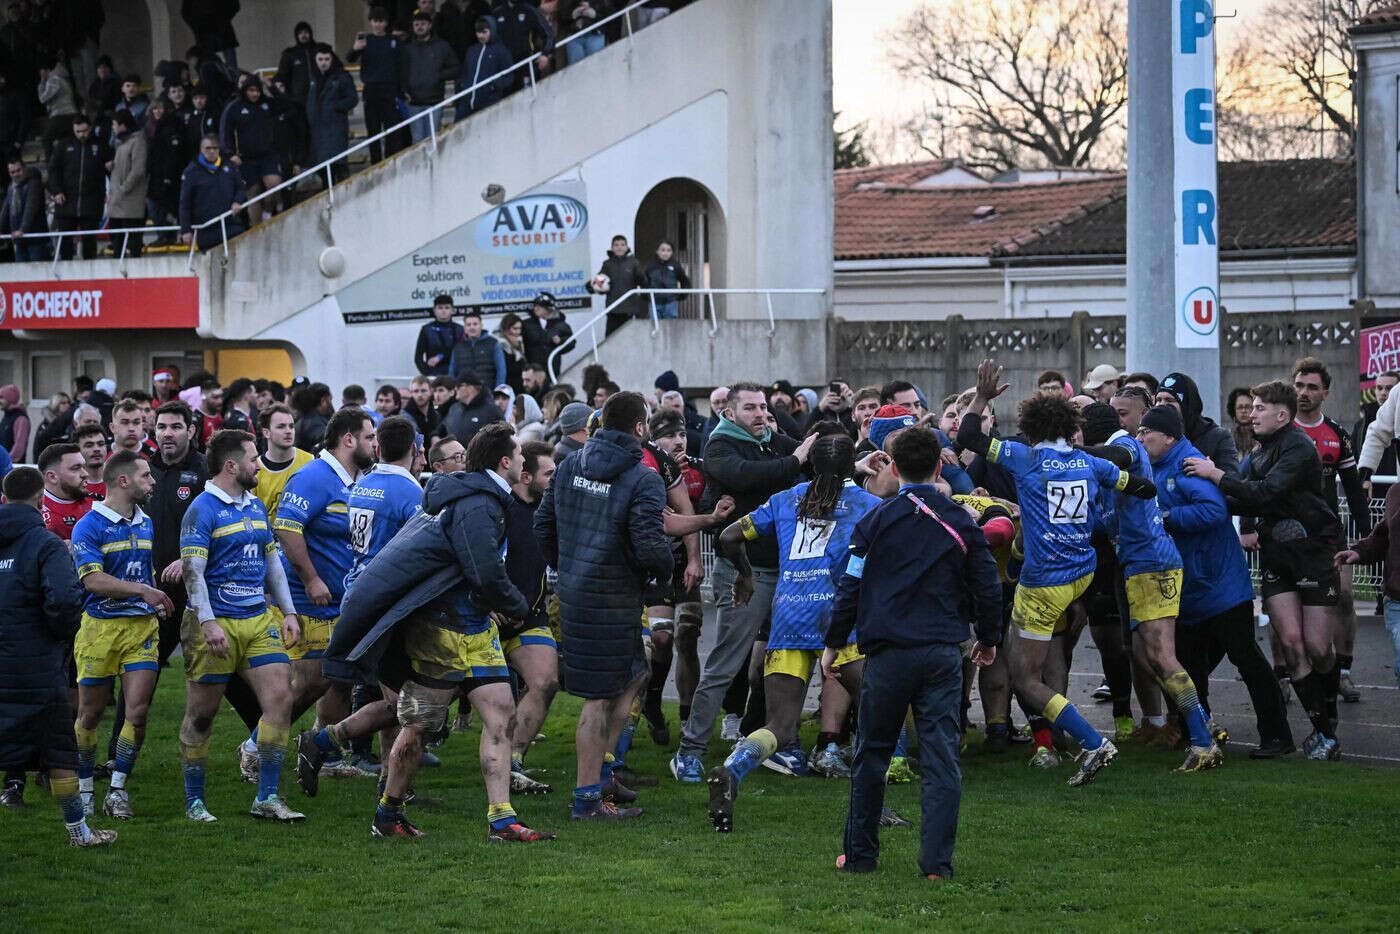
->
xmin=833 ymin=159 xmax=958 ymax=200
xmin=834 ymin=159 xmax=1354 ymax=262
xmin=1352 ymin=3 xmax=1400 ymax=31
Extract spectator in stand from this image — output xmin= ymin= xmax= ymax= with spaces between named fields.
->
xmin=306 ymin=44 xmax=359 ymax=181
xmin=590 ymin=235 xmax=647 ymax=334
xmin=1227 ymin=386 xmax=1256 ymax=460
xmin=763 ymin=380 xmax=802 ymax=440
xmin=522 ymin=291 xmax=573 ymax=369
xmin=165 ymin=82 xmax=193 ymax=120
xmin=455 ymin=15 xmax=513 ymax=120
xmin=375 ymin=385 xmax=403 ymax=419
xmin=2 ymin=154 xmax=49 ymax=261
xmin=644 ymin=239 xmax=691 ymax=320
xmin=441 ymin=373 xmax=502 ymax=445
xmin=273 ymin=22 xmax=318 ymax=105
xmin=48 ymin=114 xmax=108 ymax=259
xmin=492 ymin=0 xmax=555 ymax=88
xmin=592 ymin=381 xmax=619 ymax=409
xmin=552 ymin=400 xmax=591 ymax=463
xmin=348 ymin=7 xmax=405 ymax=164
xmin=402 ymin=375 xmax=438 ymax=436
xmin=106 ymin=109 xmax=148 ymax=258
xmin=414 ymin=294 xmax=464 ymax=377
xmin=562 ymin=0 xmax=613 ymax=65
xmin=219 ymin=76 xmax=282 ymax=225
xmin=194 ymin=379 xmax=224 ymax=449
xmin=1036 ymin=370 xmax=1067 ymax=396
xmin=1083 ymin=364 xmax=1120 ymax=403
xmin=33 ymin=393 xmax=72 ymax=454
xmin=38 ymin=56 xmax=78 ymax=158
xmin=0 ymin=74 xmax=25 ymax=160
xmin=118 ymin=74 xmax=150 ymax=123
xmin=292 ymin=381 xmax=334 ymax=452
xmin=498 ymin=313 xmax=527 ymax=392
xmin=400 ymin=11 xmax=459 ymax=144
xmin=184 ymin=45 xmax=236 ymax=113
xmin=451 ymin=309 xmax=507 ymax=387
xmin=183 ymin=85 xmax=220 ymax=152
xmin=145 ymin=98 xmax=189 ymax=243
xmin=521 ymin=362 xmax=552 ymax=401
xmin=86 ymin=55 xmax=120 ymax=115
xmin=181 ymin=1 xmax=241 ymax=69
xmin=179 ymin=134 xmax=245 ymax=251
xmin=0 ymin=384 xmax=30 ymax=462
xmin=221 ymin=378 xmax=255 ymax=433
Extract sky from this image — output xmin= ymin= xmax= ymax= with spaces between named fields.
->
xmin=833 ymin=0 xmax=1275 ymax=161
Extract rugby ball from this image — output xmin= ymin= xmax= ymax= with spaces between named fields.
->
xmin=590 ymin=273 xmax=611 ymax=294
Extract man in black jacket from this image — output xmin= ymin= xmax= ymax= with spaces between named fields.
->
xmin=218 ymin=77 xmax=281 ymax=224
xmin=2 ymin=155 xmax=48 ymax=261
xmin=1185 ymin=379 xmax=1345 ymax=762
xmin=670 ymin=382 xmax=815 ymax=782
xmin=521 ymin=291 xmax=573 ymax=369
xmin=589 ymin=235 xmax=648 ymax=334
xmin=535 ymin=391 xmax=672 ymax=821
xmin=828 ymin=428 xmax=1000 ymax=880
xmin=440 ymin=374 xmax=502 ymax=446
xmin=348 ymin=7 xmax=405 ymax=163
xmin=47 ymin=114 xmax=108 ymax=259
xmin=0 ymin=466 xmax=116 ymax=846
xmin=273 ymin=21 xmax=317 ymax=104
xmin=414 ymin=294 xmax=465 ymax=376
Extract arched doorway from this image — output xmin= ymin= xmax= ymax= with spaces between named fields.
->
xmin=633 ymin=178 xmax=725 ymax=320
xmin=102 ymin=0 xmax=156 ymax=77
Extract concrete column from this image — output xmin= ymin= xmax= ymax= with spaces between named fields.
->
xmin=1127 ymin=0 xmax=1220 ymax=412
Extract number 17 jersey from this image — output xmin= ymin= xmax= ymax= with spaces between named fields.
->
xmin=984 ymin=437 xmax=1130 ymax=588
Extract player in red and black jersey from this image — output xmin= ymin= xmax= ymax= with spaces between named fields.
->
xmin=1294 ymin=357 xmax=1371 ymax=706
xmin=37 ymin=443 xmax=93 ymax=541
xmin=71 ymin=424 xmax=109 ymax=502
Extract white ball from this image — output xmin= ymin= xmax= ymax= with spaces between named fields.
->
xmin=591 ymin=273 xmax=611 ymax=294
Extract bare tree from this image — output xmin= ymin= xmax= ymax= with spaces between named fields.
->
xmin=1215 ymin=35 xmax=1325 ymax=160
xmin=886 ymin=0 xmax=1128 ymax=174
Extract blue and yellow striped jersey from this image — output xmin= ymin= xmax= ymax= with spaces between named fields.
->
xmin=346 ymin=463 xmax=422 ymax=589
xmin=71 ymin=502 xmax=157 ymax=618
xmin=179 ymin=481 xmax=276 ymax=620
xmin=273 ymin=451 xmax=357 ymax=620
xmin=1105 ymin=432 xmax=1181 ymax=577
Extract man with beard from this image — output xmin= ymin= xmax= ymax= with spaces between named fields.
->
xmin=70 ymin=451 xmax=175 ymax=818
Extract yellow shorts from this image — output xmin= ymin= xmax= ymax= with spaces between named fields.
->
xmin=1012 ymin=573 xmax=1094 ymax=641
xmin=268 ymin=606 xmax=337 ymax=661
xmin=764 ymin=644 xmax=864 ymax=681
xmin=181 ymin=610 xmax=289 ymax=684
xmin=503 ymin=625 xmax=558 ymax=655
xmin=74 ymin=613 xmax=159 ymax=685
xmin=1124 ymin=569 xmax=1183 ymax=629
xmin=402 ymin=618 xmax=508 ymax=685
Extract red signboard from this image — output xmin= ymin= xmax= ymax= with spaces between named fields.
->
xmin=0 ymin=277 xmax=199 ymax=330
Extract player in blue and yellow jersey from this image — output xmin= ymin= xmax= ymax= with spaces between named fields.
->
xmin=178 ymin=430 xmax=304 ymax=823
xmin=707 ymin=435 xmax=880 ymax=832
xmin=1100 ymin=393 xmax=1222 ymax=772
xmin=71 ymin=451 xmax=175 ymax=820
xmin=959 ymin=360 xmax=1158 ymax=787
xmin=296 ymin=416 xmax=422 ymax=797
xmin=253 ymin=403 xmax=314 ymax=522
xmin=239 ymin=409 xmax=375 ymax=781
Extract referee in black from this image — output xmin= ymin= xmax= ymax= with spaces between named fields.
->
xmin=826 ymin=427 xmax=1002 ymax=881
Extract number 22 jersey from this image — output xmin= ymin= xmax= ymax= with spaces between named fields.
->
xmin=984 ymin=437 xmax=1131 ymax=588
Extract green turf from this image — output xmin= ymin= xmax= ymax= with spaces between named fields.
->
xmin=3 ymin=673 xmax=1396 ymax=933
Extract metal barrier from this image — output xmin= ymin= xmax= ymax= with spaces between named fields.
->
xmin=546 ymin=287 xmax=827 ymax=382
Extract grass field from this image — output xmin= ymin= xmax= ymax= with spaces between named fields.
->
xmin=3 ymin=672 xmax=1397 ymax=933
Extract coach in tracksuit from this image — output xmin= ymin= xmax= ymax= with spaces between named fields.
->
xmin=827 ymin=427 xmax=1002 ymax=881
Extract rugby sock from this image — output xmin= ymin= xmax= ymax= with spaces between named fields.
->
xmin=74 ymin=723 xmax=98 ymax=796
xmin=487 ymin=801 xmax=517 ymax=831
xmin=255 ymin=720 xmax=289 ymax=801
xmin=985 ymin=717 xmax=1009 ymax=739
xmin=1321 ymin=665 xmax=1341 ymax=727
xmin=376 ymin=793 xmax=404 ymax=825
xmin=613 ymin=715 xmax=637 ymax=769
xmin=180 ymin=738 xmax=210 ymax=807
xmin=1291 ymin=673 xmax=1334 ymax=739
xmin=572 ymin=783 xmax=602 ymax=815
xmin=1162 ymin=671 xmax=1213 ymax=748
xmin=1146 ymin=715 xmax=1167 ymax=727
xmin=1029 ymin=716 xmax=1054 ymax=751
xmin=1044 ymin=694 xmax=1104 ymax=752
xmin=111 ymin=721 xmax=141 ymax=790
xmin=723 ymin=728 xmax=778 ymax=783
xmin=311 ymin=725 xmax=345 ymax=754
xmin=679 ymin=704 xmax=691 ymax=724
xmin=52 ymin=775 xmax=91 ymax=845
xmin=1336 ymin=653 xmax=1353 ymax=678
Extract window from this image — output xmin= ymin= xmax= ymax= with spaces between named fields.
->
xmin=76 ymin=351 xmax=110 ymax=383
xmin=29 ymin=351 xmax=67 ymax=403
xmin=0 ymin=353 xmax=17 ymax=391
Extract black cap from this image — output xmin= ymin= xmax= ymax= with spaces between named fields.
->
xmin=769 ymin=379 xmax=795 ymax=399
xmin=1140 ymin=404 xmax=1184 ymax=439
xmin=456 ymin=372 xmax=485 ymax=389
xmin=533 ymin=291 xmax=556 ymax=308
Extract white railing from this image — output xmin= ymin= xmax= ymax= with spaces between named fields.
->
xmin=547 ymin=287 xmax=827 ymax=382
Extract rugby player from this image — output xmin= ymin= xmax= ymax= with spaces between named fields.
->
xmin=70 ymin=451 xmax=175 ymax=817
xmin=959 ymin=360 xmax=1157 ymax=786
xmin=178 ymin=430 xmax=304 ymax=822
xmin=254 ymin=403 xmax=314 ymax=522
xmin=1185 ymin=380 xmax=1346 ymax=760
xmin=708 ymin=435 xmax=880 ymax=831
xmin=39 ymin=443 xmax=93 ymax=540
xmin=72 ymin=424 xmax=109 ymax=499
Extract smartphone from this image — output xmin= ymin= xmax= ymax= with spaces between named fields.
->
xmin=356 ymin=32 xmax=367 ymax=40
xmin=828 ymin=381 xmax=842 ymax=395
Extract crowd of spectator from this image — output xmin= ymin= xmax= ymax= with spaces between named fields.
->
xmin=0 ymin=0 xmax=694 ymax=260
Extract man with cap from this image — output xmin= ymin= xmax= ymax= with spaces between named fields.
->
xmin=553 ymin=401 xmax=592 ymax=464
xmin=1138 ymin=404 xmax=1294 ymax=758
xmin=1157 ymin=373 xmax=1239 ymax=478
xmin=765 ymin=380 xmax=804 ymax=440
xmin=151 ymin=369 xmax=179 ymax=406
xmin=1083 ymin=364 xmax=1121 ymax=404
xmin=441 ymin=374 xmax=502 ymax=447
xmin=523 ymin=292 xmax=573 ymax=370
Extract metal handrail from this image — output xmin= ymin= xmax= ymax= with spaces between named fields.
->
xmin=547 ymin=287 xmax=827 ymax=381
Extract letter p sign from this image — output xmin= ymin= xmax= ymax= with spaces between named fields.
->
xmin=1180 ymin=0 xmax=1213 ymax=54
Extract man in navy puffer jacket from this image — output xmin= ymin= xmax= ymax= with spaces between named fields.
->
xmin=535 ymin=391 xmax=671 ymax=820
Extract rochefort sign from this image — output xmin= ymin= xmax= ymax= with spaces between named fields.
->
xmin=1173 ymin=0 xmax=1219 ymax=349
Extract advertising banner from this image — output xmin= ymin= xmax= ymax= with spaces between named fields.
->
xmin=0 ymin=277 xmax=199 ymax=329
xmin=337 ymin=180 xmax=592 ymax=324
xmin=1172 ymin=0 xmax=1220 ymax=349
xmin=1360 ymin=319 xmax=1400 ymax=393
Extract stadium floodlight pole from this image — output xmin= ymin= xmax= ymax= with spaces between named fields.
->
xmin=1127 ymin=0 xmax=1221 ymax=415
